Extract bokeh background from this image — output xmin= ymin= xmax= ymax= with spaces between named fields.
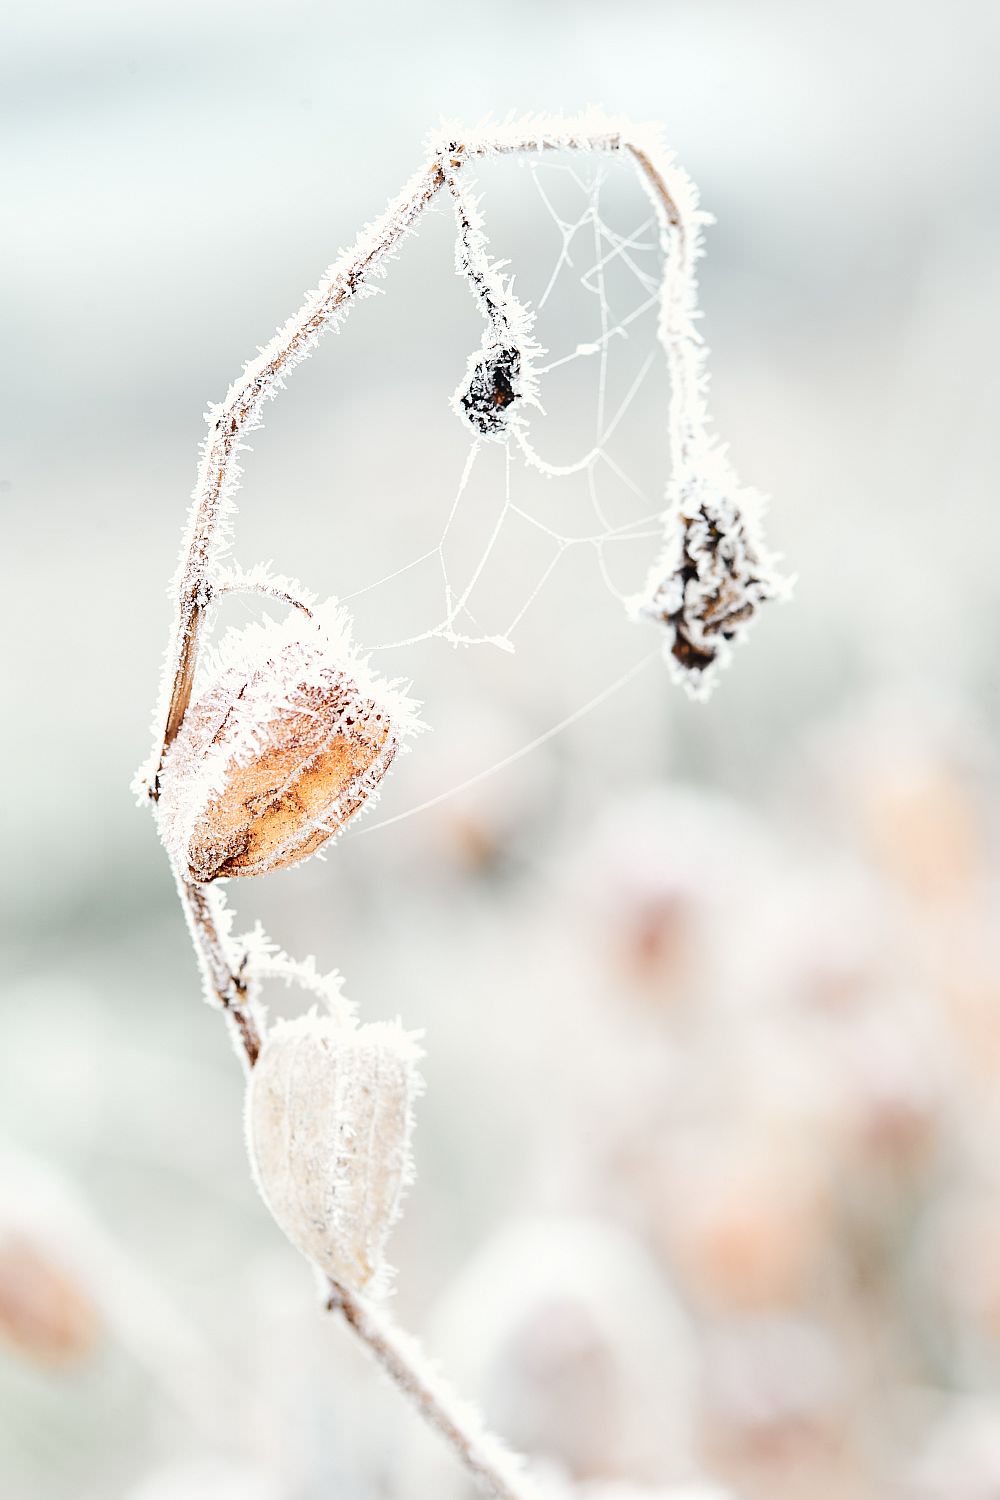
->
xmin=5 ymin=2 xmax=1000 ymax=1498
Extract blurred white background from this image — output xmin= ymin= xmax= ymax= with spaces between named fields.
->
xmin=4 ymin=3 xmax=1000 ymax=1498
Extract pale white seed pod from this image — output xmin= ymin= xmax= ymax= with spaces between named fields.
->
xmin=246 ymin=1013 xmax=420 ymax=1292
xmin=158 ymin=629 xmax=402 ymax=881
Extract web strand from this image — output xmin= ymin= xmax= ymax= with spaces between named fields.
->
xmin=343 ymin=154 xmax=667 ymax=662
xmin=350 ymin=649 xmax=659 ymax=838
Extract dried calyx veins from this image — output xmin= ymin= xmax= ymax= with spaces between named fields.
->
xmin=248 ymin=1013 xmax=421 ymax=1294
xmin=156 ymin=606 xmax=421 ymax=883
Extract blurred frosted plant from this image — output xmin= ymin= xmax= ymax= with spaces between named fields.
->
xmin=701 ymin=1317 xmax=849 ymax=1489
xmin=0 ymin=1154 xmax=104 ymax=1371
xmin=392 ymin=699 xmax=556 ymax=877
xmin=852 ymin=745 xmax=983 ymax=907
xmin=135 ymin=113 xmax=787 ymax=1500
xmin=0 ymin=1149 xmax=256 ymax=1442
xmin=568 ymin=786 xmax=775 ymax=1006
xmin=798 ymin=693 xmax=992 ymax=907
xmin=126 ymin=1460 xmax=284 ymax=1500
xmin=921 ymin=1185 xmax=1000 ymax=1348
xmin=657 ymin=1129 xmax=832 ymax=1315
xmin=743 ymin=862 xmax=891 ymax=1015
xmin=0 ymin=1231 xmax=100 ymax=1368
xmin=829 ymin=996 xmax=947 ymax=1176
xmin=542 ymin=1484 xmax=737 ymax=1500
xmin=399 ymin=1217 xmax=699 ymax=1497
xmin=905 ymin=1398 xmax=1000 ymax=1500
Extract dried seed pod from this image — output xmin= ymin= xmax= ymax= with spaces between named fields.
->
xmin=158 ymin=632 xmax=400 ymax=881
xmin=456 ymin=344 xmax=522 ymax=437
xmin=246 ymin=1014 xmax=420 ymax=1292
xmin=0 ymin=1232 xmax=100 ymax=1367
xmin=641 ymin=478 xmax=784 ymax=698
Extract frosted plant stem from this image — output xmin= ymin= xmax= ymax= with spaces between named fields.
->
xmin=147 ymin=115 xmax=694 ymax=795
xmin=179 ymin=867 xmax=540 ymax=1500
xmin=328 ymin=1282 xmax=543 ymax=1500
xmin=177 ymin=873 xmax=263 ymax=1069
xmin=146 ymin=114 xmax=712 ymax=1499
xmin=151 ymin=158 xmax=448 ymax=789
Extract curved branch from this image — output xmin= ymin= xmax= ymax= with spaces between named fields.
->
xmin=151 ymin=156 xmax=448 ymax=788
xmin=212 ymin=578 xmax=315 ymax=619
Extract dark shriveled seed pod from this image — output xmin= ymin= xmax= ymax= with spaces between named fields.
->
xmin=455 ymin=344 xmax=523 ymax=438
xmin=639 ymin=476 xmax=786 ymax=699
xmin=158 ymin=630 xmax=402 ymax=882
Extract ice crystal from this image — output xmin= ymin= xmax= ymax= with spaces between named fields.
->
xmin=212 ymin=559 xmax=318 ymax=614
xmin=233 ymin=918 xmax=355 ymax=1027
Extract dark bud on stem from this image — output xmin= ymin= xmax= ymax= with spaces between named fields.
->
xmin=642 ymin=487 xmax=782 ymax=696
xmin=458 ymin=345 xmax=521 ymax=437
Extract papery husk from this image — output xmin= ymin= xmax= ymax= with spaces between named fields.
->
xmin=246 ymin=1014 xmax=419 ymax=1292
xmin=159 ymin=639 xmax=399 ymax=881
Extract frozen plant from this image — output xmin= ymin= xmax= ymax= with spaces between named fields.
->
xmin=135 ymin=112 xmax=787 ymax=1499
xmin=399 ymin=1216 xmax=700 ymax=1497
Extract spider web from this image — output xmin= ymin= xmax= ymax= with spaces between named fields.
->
xmin=149 ymin=115 xmax=785 ymax=860
xmin=144 ymin=123 xmax=784 ymax=1056
xmin=193 ymin=148 xmax=682 ymax=851
xmin=313 ymin=150 xmax=675 ymax=837
xmin=347 ymin=154 xmax=668 ymax=659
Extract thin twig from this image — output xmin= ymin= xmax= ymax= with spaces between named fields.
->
xmin=328 ymin=1282 xmax=543 ymax=1500
xmin=212 ymin=578 xmax=315 ymax=619
xmin=152 ymin=158 xmax=448 ymax=786
xmin=176 ymin=875 xmax=262 ymax=1069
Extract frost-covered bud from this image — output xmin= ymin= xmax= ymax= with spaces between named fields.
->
xmin=456 ymin=344 xmax=521 ymax=437
xmin=158 ymin=632 xmax=400 ymax=881
xmin=641 ymin=478 xmax=784 ymax=698
xmin=246 ymin=1014 xmax=420 ymax=1292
